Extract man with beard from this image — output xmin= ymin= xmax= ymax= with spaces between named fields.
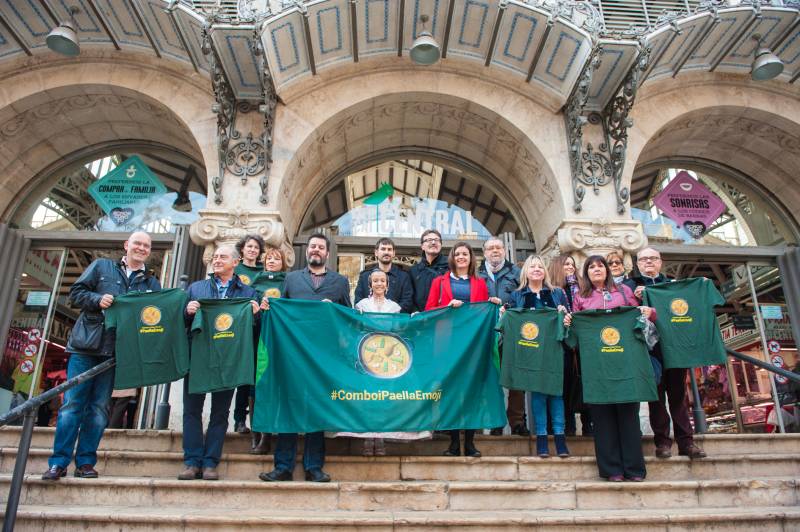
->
xmin=259 ymin=233 xmax=351 ymax=483
xmin=478 ymin=237 xmax=529 ymax=436
xmin=353 ymin=237 xmax=413 ymax=313
xmin=410 ymin=229 xmax=450 ymax=312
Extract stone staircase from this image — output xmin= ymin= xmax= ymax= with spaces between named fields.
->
xmin=0 ymin=427 xmax=798 ymax=530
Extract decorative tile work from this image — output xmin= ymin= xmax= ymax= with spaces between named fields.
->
xmin=589 ymin=48 xmax=624 ymax=100
xmin=545 ymin=31 xmax=582 ymax=82
xmin=141 ymin=0 xmax=190 ymax=61
xmin=730 ymin=16 xmax=782 ymax=58
xmin=777 ymin=29 xmax=800 ymax=65
xmin=412 ymin=0 xmax=440 ymax=39
xmin=224 ymin=35 xmax=261 ymax=89
xmin=173 ymin=9 xmax=210 ymax=72
xmin=502 ymin=12 xmax=537 ymax=62
xmin=316 ymin=6 xmax=343 ymax=54
xmin=690 ymin=16 xmax=737 ymax=61
xmin=365 ymin=0 xmax=389 ymax=44
xmin=270 ymin=21 xmax=302 ymax=72
xmin=1 ymin=0 xmax=50 ymax=48
xmin=457 ymin=0 xmax=489 ymax=48
xmin=98 ymin=0 xmax=145 ymax=42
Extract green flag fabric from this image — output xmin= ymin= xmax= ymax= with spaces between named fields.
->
xmin=496 ymin=308 xmax=565 ymax=395
xmin=253 ymin=299 xmax=506 ymax=433
xmin=189 ymin=298 xmax=254 ymax=394
xmin=566 ymin=307 xmax=657 ymax=404
xmin=105 ymin=288 xmax=189 ymax=389
xmin=642 ymin=277 xmax=727 ymax=369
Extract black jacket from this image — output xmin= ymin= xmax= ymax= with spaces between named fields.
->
xmin=623 ymin=273 xmax=671 ymax=301
xmin=478 ymin=260 xmax=521 ymax=305
xmin=353 ymin=264 xmax=413 ymax=313
xmin=67 ymin=257 xmax=161 ymax=357
xmin=409 ymin=254 xmax=450 ymax=312
xmin=283 ymin=267 xmax=352 ymax=306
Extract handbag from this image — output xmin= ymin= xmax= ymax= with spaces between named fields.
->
xmin=68 ymin=311 xmax=104 ymax=352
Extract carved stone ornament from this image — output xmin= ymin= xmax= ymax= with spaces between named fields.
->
xmin=189 ymin=209 xmax=295 ymax=267
xmin=556 ymin=219 xmax=647 ymax=259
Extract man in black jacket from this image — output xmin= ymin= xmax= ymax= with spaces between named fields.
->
xmin=260 ymin=233 xmax=350 ymax=483
xmin=353 ymin=237 xmax=413 ymax=313
xmin=478 ymin=237 xmax=529 ymax=436
xmin=42 ymin=232 xmax=160 ymax=481
xmin=624 ymin=247 xmax=706 ymax=460
xmin=179 ymin=244 xmax=259 ymax=481
xmin=409 ymin=229 xmax=449 ymax=311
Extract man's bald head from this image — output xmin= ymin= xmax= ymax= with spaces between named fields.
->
xmin=636 ymin=247 xmax=662 ymax=277
xmin=124 ymin=231 xmax=152 ymax=269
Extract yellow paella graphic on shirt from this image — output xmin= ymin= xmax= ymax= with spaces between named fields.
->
xmin=670 ymin=298 xmax=693 ymax=323
xmin=358 ymin=333 xmax=412 ymax=379
xmin=213 ymin=313 xmax=235 ymax=340
xmin=139 ymin=306 xmax=164 ymax=334
xmin=519 ymin=322 xmax=540 ymax=348
xmin=264 ymin=288 xmax=282 ymax=298
xmin=600 ymin=326 xmax=623 ymax=353
xmin=239 ymin=274 xmax=252 ymax=285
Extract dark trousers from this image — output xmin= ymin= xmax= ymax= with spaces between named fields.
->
xmin=108 ymin=397 xmax=132 ymax=429
xmin=590 ymin=403 xmax=646 ymax=479
xmin=274 ymin=432 xmax=325 ymax=472
xmin=648 ymin=367 xmax=694 ymax=450
xmin=233 ymin=384 xmax=251 ymax=424
xmin=507 ymin=390 xmax=525 ymax=427
xmin=182 ymin=379 xmax=235 ymax=469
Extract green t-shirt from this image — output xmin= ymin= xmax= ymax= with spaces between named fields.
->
xmin=250 ymin=271 xmax=286 ymax=300
xmin=566 ymin=307 xmax=657 ymax=404
xmin=643 ymin=277 xmax=727 ymax=369
xmin=496 ymin=308 xmax=565 ymax=395
xmin=104 ymin=288 xmax=189 ymax=389
xmin=235 ymin=263 xmax=262 ymax=287
xmin=190 ymin=298 xmax=255 ymax=393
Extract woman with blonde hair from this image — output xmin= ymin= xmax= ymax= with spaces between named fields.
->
xmin=506 ymin=255 xmax=571 ymax=457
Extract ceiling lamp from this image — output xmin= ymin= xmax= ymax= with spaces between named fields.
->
xmin=751 ymin=33 xmax=784 ymax=81
xmin=46 ymin=6 xmax=81 ymax=57
xmin=410 ymin=15 xmax=440 ymax=66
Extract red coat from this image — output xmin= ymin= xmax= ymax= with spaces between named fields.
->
xmin=424 ymin=274 xmax=489 ymax=310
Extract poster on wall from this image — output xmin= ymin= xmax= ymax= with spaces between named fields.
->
xmin=652 ymin=171 xmax=726 ymax=239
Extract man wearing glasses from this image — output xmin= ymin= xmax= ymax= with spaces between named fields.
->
xmin=410 ymin=229 xmax=450 ymax=312
xmin=625 ymin=248 xmax=707 ymax=460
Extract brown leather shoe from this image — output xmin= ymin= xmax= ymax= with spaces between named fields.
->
xmin=202 ymin=467 xmax=220 ymax=480
xmin=250 ymin=433 xmax=271 ymax=455
xmin=41 ymin=465 xmax=66 ymax=481
xmin=177 ymin=466 xmax=201 ymax=480
xmin=655 ymin=445 xmax=672 ymax=459
xmin=74 ymin=464 xmax=98 ymax=478
xmin=679 ymin=444 xmax=707 ymax=459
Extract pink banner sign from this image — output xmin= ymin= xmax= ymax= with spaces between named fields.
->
xmin=653 ymin=171 xmax=726 ymax=239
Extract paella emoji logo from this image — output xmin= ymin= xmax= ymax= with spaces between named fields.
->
xmin=239 ymin=274 xmax=251 ymax=285
xmin=600 ymin=327 xmax=621 ymax=346
xmin=520 ymin=322 xmax=539 ymax=341
xmin=358 ymin=333 xmax=412 ymax=379
xmin=670 ymin=298 xmax=689 ymax=316
xmin=140 ymin=306 xmax=162 ymax=326
xmin=215 ymin=313 xmax=234 ymax=332
xmin=265 ymin=288 xmax=281 ymax=298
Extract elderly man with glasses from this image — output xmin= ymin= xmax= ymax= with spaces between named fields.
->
xmin=624 ymin=247 xmax=707 ymax=460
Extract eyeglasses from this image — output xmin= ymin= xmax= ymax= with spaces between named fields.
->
xmin=422 ymin=237 xmax=441 ymax=244
xmin=608 ymin=260 xmax=623 ymax=266
xmin=637 ymin=256 xmax=661 ymax=263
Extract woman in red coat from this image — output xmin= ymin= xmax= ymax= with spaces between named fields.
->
xmin=425 ymin=241 xmax=501 ymax=457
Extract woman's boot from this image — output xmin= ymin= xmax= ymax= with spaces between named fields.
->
xmin=536 ymin=435 xmax=550 ymax=458
xmin=251 ymin=433 xmax=271 ymax=455
xmin=463 ymin=430 xmax=481 ymax=457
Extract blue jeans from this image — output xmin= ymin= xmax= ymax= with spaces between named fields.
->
xmin=182 ymin=378 xmax=235 ymax=468
xmin=274 ymin=432 xmax=325 ymax=472
xmin=49 ymin=354 xmax=114 ymax=469
xmin=531 ymin=392 xmax=565 ymax=436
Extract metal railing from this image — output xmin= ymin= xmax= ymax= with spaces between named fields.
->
xmin=0 ymin=358 xmax=116 ymax=532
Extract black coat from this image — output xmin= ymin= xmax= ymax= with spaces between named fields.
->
xmin=409 ymin=254 xmax=449 ymax=312
xmin=67 ymin=258 xmax=161 ymax=357
xmin=478 ymin=260 xmax=521 ymax=305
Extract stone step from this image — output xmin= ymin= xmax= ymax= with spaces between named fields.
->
xmin=3 ymin=447 xmax=799 ymax=482
xmin=1 ymin=475 xmax=797 ymax=512
xmin=2 ymin=427 xmax=799 ymax=456
xmin=6 ymin=505 xmax=800 ymax=531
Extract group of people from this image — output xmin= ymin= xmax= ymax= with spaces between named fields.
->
xmin=40 ymin=228 xmax=707 ymax=486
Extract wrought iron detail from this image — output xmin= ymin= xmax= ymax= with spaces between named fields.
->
xmin=253 ymin=26 xmax=278 ymax=206
xmin=226 ymin=132 xmax=265 ymax=182
xmin=204 ymin=25 xmax=236 ymax=205
xmin=564 ymin=46 xmax=603 ymax=212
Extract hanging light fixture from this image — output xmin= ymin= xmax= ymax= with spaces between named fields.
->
xmin=46 ymin=5 xmax=81 ymax=57
xmin=751 ymin=33 xmax=784 ymax=81
xmin=410 ymin=15 xmax=440 ymax=66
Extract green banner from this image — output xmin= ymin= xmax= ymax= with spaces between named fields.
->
xmin=253 ymin=300 xmax=506 ymax=433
